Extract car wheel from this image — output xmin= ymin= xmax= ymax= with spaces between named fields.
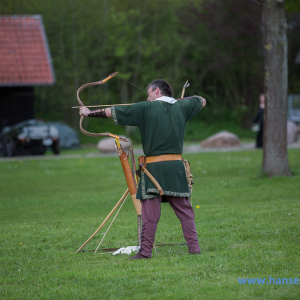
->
xmin=52 ymin=140 xmax=60 ymax=155
xmin=0 ymin=137 xmax=6 ymax=157
xmin=5 ymin=138 xmax=15 ymax=157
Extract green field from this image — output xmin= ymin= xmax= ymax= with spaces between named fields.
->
xmin=0 ymin=148 xmax=299 ymax=299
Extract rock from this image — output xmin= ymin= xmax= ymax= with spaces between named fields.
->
xmin=287 ymin=121 xmax=298 ymax=144
xmin=97 ymin=136 xmax=132 ymax=153
xmin=200 ymin=131 xmax=240 ymax=148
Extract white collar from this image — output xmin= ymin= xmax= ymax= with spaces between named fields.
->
xmin=154 ymin=96 xmax=177 ymax=104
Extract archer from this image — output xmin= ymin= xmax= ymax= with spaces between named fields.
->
xmin=80 ymin=79 xmax=207 ymax=259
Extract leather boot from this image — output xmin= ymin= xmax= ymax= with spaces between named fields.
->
xmin=138 ymin=222 xmax=157 ymax=258
xmin=180 ymin=219 xmax=201 ymax=254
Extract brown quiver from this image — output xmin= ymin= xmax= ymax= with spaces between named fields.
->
xmin=119 ymin=150 xmax=137 ymax=195
xmin=116 ymin=142 xmax=141 ymax=216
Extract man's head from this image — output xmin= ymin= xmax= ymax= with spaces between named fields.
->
xmin=259 ymin=94 xmax=265 ymax=104
xmin=146 ymin=79 xmax=173 ymax=102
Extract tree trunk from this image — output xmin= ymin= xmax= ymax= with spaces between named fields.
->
xmin=261 ymin=0 xmax=291 ymax=177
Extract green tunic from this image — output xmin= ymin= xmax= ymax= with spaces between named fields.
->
xmin=111 ymin=96 xmax=204 ymax=200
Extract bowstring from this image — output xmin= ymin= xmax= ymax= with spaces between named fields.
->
xmin=124 ymin=126 xmax=139 ymax=141
xmin=76 ymin=179 xmax=126 ymax=248
xmin=116 ymin=74 xmax=147 ymax=94
xmin=177 ymin=91 xmax=182 ymax=99
xmin=116 ymin=74 xmax=145 ymax=140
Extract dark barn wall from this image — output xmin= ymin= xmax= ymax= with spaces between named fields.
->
xmin=0 ymin=87 xmax=34 ymax=131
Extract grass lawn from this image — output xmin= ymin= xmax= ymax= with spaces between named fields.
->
xmin=0 ymin=148 xmax=299 ymax=299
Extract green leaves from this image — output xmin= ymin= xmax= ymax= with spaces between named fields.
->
xmin=2 ymin=0 xmax=299 ymax=132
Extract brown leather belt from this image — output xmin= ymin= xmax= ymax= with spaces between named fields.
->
xmin=146 ymin=154 xmax=182 ymax=164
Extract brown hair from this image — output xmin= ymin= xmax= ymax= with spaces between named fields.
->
xmin=146 ymin=79 xmax=173 ymax=97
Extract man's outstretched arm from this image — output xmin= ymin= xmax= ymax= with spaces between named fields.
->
xmin=80 ymin=107 xmax=112 ymax=118
xmin=79 ymin=97 xmax=206 ymax=118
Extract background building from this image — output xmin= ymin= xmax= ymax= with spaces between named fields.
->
xmin=0 ymin=15 xmax=55 ymax=131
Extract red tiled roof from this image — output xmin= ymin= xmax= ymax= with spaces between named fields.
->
xmin=0 ymin=15 xmax=55 ymax=86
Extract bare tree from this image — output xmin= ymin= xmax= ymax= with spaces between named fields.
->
xmin=259 ymin=0 xmax=292 ymax=176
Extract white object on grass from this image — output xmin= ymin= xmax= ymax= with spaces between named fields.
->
xmin=112 ymin=246 xmax=140 ymax=255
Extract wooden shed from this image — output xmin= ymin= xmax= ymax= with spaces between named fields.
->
xmin=0 ymin=15 xmax=55 ymax=131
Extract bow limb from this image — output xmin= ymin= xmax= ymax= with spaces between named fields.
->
xmin=77 ymin=72 xmax=128 ymax=142
xmin=180 ymin=80 xmax=189 ymax=98
xmin=78 ymin=115 xmax=127 ymax=141
xmin=77 ymin=72 xmax=118 ymax=106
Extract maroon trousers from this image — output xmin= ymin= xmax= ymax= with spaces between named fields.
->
xmin=140 ymin=196 xmax=201 ymax=258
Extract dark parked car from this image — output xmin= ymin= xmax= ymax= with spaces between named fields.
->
xmin=0 ymin=120 xmax=60 ymax=157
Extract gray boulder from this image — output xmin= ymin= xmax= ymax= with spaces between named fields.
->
xmin=201 ymin=131 xmax=240 ymax=148
xmin=97 ymin=136 xmax=132 ymax=153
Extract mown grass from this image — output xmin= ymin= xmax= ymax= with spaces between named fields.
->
xmin=0 ymin=148 xmax=299 ymax=299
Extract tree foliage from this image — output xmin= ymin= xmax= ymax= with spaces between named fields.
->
xmin=0 ymin=0 xmax=299 ymax=137
xmin=178 ymin=0 xmax=264 ymax=124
